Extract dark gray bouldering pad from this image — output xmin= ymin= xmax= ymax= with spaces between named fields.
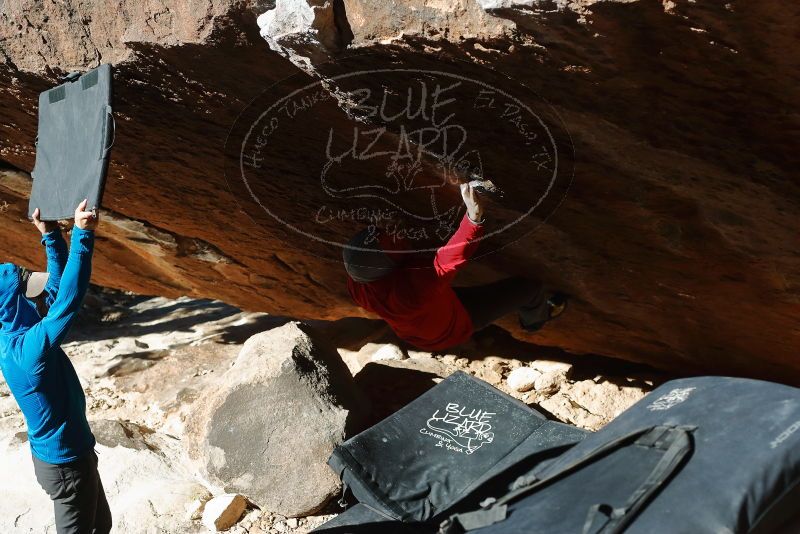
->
xmin=325 ymin=371 xmax=589 ymax=525
xmin=442 ymin=376 xmax=800 ymax=534
xmin=29 ymin=64 xmax=113 ymax=220
xmin=313 ymin=504 xmax=412 ymax=533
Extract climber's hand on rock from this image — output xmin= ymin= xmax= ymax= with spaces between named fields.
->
xmin=31 ymin=208 xmax=59 ymax=235
xmin=74 ymin=199 xmax=99 ymax=231
xmin=460 ymin=183 xmax=485 ymax=224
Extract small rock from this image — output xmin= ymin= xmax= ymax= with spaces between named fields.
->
xmin=337 ymin=348 xmax=366 ymax=375
xmin=563 ymin=379 xmax=647 ymax=424
xmin=506 ymin=367 xmax=542 ymax=392
xmin=490 ymin=361 xmax=507 ymax=375
xmin=531 ymin=360 xmax=573 ymax=377
xmin=91 ymin=419 xmax=152 ymax=451
xmin=286 ymin=517 xmax=299 ymax=528
xmin=185 ymin=490 xmax=213 ymax=521
xmin=202 ymin=494 xmax=247 ymax=531
xmin=483 ymin=369 xmax=503 ymax=385
xmin=483 ymin=356 xmax=507 ymax=369
xmin=9 ymin=431 xmax=28 ymax=447
xmin=438 ymin=354 xmax=458 ymax=365
xmin=540 ymin=392 xmax=605 ymax=430
xmin=471 ymin=359 xmax=504 ymax=385
xmin=274 ymin=521 xmax=287 ymax=532
xmin=534 ymin=371 xmax=566 ymax=395
xmin=240 ymin=509 xmax=261 ymax=527
xmin=186 ymin=499 xmax=204 ymax=521
xmin=371 ymin=344 xmax=406 ymax=361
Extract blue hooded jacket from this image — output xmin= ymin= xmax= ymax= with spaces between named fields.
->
xmin=0 ymin=227 xmax=95 ymax=464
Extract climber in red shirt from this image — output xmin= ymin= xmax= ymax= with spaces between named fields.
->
xmin=344 ymin=183 xmax=567 ymax=351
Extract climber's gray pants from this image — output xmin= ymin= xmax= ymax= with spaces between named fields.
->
xmin=454 ymin=277 xmax=549 ymax=332
xmin=32 ymin=450 xmax=112 ymax=534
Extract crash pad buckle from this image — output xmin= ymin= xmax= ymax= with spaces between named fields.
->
xmin=62 ymin=71 xmax=81 ymax=83
xmin=438 ymin=504 xmax=509 ymax=533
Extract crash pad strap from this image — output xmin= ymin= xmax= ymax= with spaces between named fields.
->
xmin=440 ymin=425 xmax=696 ymax=533
xmin=582 ymin=426 xmax=695 ymax=534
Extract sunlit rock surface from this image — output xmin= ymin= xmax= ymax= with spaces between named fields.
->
xmin=1 ymin=0 xmax=798 ymax=382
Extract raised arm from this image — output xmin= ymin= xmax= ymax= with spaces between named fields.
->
xmin=20 ymin=201 xmax=98 ymax=372
xmin=32 ymin=208 xmax=67 ymax=302
xmin=41 ymin=231 xmax=68 ymax=301
xmin=433 ymin=212 xmax=484 ymax=280
xmin=433 ymin=183 xmax=485 ymax=280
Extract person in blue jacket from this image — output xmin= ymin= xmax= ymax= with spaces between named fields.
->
xmin=0 ymin=200 xmax=110 ymax=534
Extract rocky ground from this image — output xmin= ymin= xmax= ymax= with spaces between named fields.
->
xmin=0 ymin=288 xmax=671 ymax=533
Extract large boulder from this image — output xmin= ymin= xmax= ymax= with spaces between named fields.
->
xmin=187 ymin=322 xmax=366 ymax=517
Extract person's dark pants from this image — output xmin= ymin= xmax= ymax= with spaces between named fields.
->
xmin=32 ymin=451 xmax=112 ymax=534
xmin=454 ymin=277 xmax=549 ymax=332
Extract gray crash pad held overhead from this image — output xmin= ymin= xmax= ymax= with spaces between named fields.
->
xmin=29 ymin=64 xmax=114 ymax=221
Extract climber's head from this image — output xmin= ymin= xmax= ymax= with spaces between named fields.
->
xmin=343 ymin=229 xmax=396 ymax=283
xmin=0 ymin=264 xmax=49 ymax=334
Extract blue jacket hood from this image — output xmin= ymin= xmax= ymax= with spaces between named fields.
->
xmin=0 ymin=263 xmax=40 ymax=338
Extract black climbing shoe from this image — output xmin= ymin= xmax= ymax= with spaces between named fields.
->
xmin=548 ymin=292 xmax=568 ymax=319
xmin=519 ymin=292 xmax=569 ymax=332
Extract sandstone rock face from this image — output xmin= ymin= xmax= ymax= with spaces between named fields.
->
xmin=1 ymin=1 xmax=799 ymax=383
xmin=187 ymin=322 xmax=365 ymax=517
xmin=0 ymin=0 xmax=239 ymax=72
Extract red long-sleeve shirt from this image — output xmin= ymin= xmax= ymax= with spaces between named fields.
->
xmin=347 ymin=214 xmax=484 ymax=351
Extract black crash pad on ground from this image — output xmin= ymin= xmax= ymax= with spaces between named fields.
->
xmin=317 ymin=371 xmax=589 ymax=531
